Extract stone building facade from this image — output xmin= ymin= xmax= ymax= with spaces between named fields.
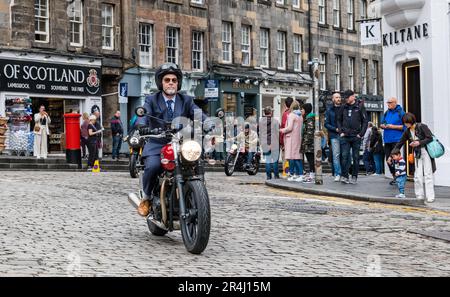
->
xmin=0 ymin=0 xmax=125 ymax=154
xmin=310 ymin=0 xmax=384 ymax=124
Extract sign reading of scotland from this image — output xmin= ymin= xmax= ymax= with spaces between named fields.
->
xmin=0 ymin=59 xmax=101 ymax=96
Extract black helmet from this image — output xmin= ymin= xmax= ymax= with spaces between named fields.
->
xmin=155 ymin=63 xmax=183 ymax=91
xmin=215 ymin=108 xmax=225 ymax=119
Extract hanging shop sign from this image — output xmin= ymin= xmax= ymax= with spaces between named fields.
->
xmin=0 ymin=59 xmax=102 ymax=96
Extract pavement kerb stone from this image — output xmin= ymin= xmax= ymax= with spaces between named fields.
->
xmin=265 ymin=180 xmax=426 ymax=207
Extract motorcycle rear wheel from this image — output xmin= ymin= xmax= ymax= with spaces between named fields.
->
xmin=180 ymin=180 xmax=211 ymax=254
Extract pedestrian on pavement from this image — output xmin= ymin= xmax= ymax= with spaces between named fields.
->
xmin=80 ymin=112 xmax=90 ymax=159
xmin=91 ymin=105 xmax=103 ymax=158
xmin=280 ymin=97 xmax=294 ymax=177
xmin=337 ymin=90 xmax=368 ymax=184
xmin=393 ymin=113 xmax=436 ymax=203
xmin=390 ymin=149 xmax=407 ymax=198
xmin=369 ymin=126 xmax=384 ymax=175
xmin=280 ymin=100 xmax=303 ymax=182
xmin=33 ymin=105 xmax=51 ymax=159
xmin=380 ymin=97 xmax=406 ymax=185
xmin=87 ymin=115 xmax=103 ymax=170
xmin=260 ymin=106 xmax=280 ymax=180
xmin=325 ymin=92 xmax=343 ymax=181
xmin=363 ymin=122 xmax=375 ymax=175
xmin=111 ymin=110 xmax=124 ymax=161
xmin=301 ymin=103 xmax=315 ymax=183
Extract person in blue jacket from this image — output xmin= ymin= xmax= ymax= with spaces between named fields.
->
xmin=380 ymin=97 xmax=405 ymax=185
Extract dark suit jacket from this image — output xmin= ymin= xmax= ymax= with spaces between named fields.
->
xmin=137 ymin=91 xmax=206 ymax=156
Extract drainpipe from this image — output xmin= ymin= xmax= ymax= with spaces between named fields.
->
xmin=308 ymin=0 xmax=313 ymax=78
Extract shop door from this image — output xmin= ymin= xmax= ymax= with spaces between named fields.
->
xmin=402 ymin=60 xmax=421 ymax=176
xmin=222 ymin=93 xmax=237 ymax=117
xmin=243 ymin=94 xmax=257 ymax=119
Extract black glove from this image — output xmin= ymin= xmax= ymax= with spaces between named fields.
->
xmin=139 ymin=127 xmax=161 ymax=135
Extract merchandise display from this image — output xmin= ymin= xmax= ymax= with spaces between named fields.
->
xmin=5 ymin=97 xmax=33 ymax=155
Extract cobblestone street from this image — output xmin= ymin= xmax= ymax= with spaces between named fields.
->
xmin=0 ymin=171 xmax=449 ymax=277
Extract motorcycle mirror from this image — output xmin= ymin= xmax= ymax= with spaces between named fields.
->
xmin=215 ymin=108 xmax=225 ymax=119
xmin=135 ymin=107 xmax=147 ymax=117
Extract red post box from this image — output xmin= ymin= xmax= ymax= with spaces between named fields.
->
xmin=64 ymin=113 xmax=82 ymax=168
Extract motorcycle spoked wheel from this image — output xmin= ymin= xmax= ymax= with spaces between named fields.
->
xmin=180 ymin=180 xmax=211 ymax=254
xmin=247 ymin=157 xmax=260 ymax=175
xmin=224 ymin=154 xmax=236 ymax=176
xmin=129 ymin=152 xmax=139 ymax=179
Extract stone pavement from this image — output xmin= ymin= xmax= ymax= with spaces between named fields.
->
xmin=267 ymin=174 xmax=450 ymax=211
xmin=0 ymin=171 xmax=449 ymax=277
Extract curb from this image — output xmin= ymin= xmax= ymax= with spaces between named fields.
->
xmin=265 ymin=180 xmax=426 ymax=207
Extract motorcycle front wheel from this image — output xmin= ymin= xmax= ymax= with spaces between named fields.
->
xmin=224 ymin=154 xmax=236 ymax=176
xmin=180 ymin=180 xmax=211 ymax=254
xmin=129 ymin=152 xmax=139 ymax=178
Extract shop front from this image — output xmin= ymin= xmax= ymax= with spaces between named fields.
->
xmin=380 ymin=0 xmax=450 ymax=186
xmin=218 ymin=80 xmax=260 ymax=120
xmin=260 ymin=83 xmax=311 ymax=121
xmin=0 ymin=51 xmax=102 ymax=156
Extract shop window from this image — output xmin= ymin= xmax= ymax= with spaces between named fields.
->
xmin=4 ymin=97 xmax=33 ymax=155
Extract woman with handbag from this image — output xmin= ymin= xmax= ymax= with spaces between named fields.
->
xmin=393 ymin=113 xmax=436 ymax=203
xmin=33 ymin=105 xmax=51 ymax=159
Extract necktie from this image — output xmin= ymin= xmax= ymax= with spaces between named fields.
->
xmin=167 ymin=100 xmax=174 ymax=120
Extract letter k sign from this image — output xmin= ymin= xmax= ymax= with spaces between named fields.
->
xmin=366 ymin=25 xmax=375 ymax=38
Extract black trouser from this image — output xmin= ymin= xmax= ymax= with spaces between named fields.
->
xmin=384 ymin=142 xmax=397 ymax=178
xmin=81 ymin=137 xmax=88 ymax=157
xmin=305 ymin=152 xmax=315 ymax=173
xmin=340 ymin=136 xmax=361 ymax=179
xmin=87 ymin=141 xmax=98 ymax=167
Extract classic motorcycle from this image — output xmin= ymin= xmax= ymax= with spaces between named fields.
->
xmin=123 ymin=129 xmax=145 ymax=178
xmin=128 ymin=107 xmax=211 ymax=254
xmin=224 ymin=141 xmax=260 ymax=176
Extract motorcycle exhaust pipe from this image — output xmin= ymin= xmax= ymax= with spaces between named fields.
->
xmin=128 ymin=192 xmax=141 ymax=210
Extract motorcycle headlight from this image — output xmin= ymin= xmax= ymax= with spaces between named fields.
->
xmin=181 ymin=140 xmax=202 ymax=162
xmin=231 ymin=144 xmax=238 ymax=151
xmin=130 ymin=137 xmax=140 ymax=145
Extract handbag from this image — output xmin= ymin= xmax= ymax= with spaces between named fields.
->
xmin=426 ymin=136 xmax=445 ymax=159
xmin=34 ymin=124 xmax=41 ymax=133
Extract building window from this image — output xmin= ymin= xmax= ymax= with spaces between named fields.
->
xmin=335 ymin=55 xmax=341 ymax=91
xmin=222 ymin=22 xmax=232 ymax=63
xmin=68 ymin=0 xmax=83 ymax=46
xmin=139 ymin=23 xmax=153 ymax=67
xmin=259 ymin=28 xmax=269 ymax=68
xmin=191 ymin=0 xmax=204 ymax=4
xmin=373 ymin=60 xmax=379 ymax=95
xmin=292 ymin=0 xmax=300 ymax=9
xmin=362 ymin=59 xmax=368 ymax=94
xmin=361 ymin=0 xmax=368 ymax=19
xmin=348 ymin=57 xmax=355 ymax=91
xmin=192 ymin=31 xmax=204 ymax=71
xmin=347 ymin=0 xmax=354 ymax=31
xmin=320 ymin=53 xmax=327 ymax=90
xmin=293 ymin=34 xmax=302 ymax=72
xmin=276 ymin=0 xmax=285 ymax=5
xmin=166 ymin=27 xmax=180 ymax=64
xmin=277 ymin=31 xmax=286 ymax=70
xmin=241 ymin=25 xmax=251 ymax=66
xmin=35 ymin=0 xmax=49 ymax=42
xmin=101 ymin=4 xmax=114 ymax=50
xmin=319 ymin=0 xmax=326 ymax=25
xmin=333 ymin=0 xmax=341 ymax=28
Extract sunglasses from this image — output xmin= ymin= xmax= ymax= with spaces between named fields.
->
xmin=164 ymin=78 xmax=178 ymax=83
xmin=161 ymin=63 xmax=179 ymax=70
xmin=387 ymin=101 xmax=394 ymax=104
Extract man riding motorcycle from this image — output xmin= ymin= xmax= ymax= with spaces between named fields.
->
xmin=235 ymin=123 xmax=258 ymax=170
xmin=136 ymin=63 xmax=206 ymax=217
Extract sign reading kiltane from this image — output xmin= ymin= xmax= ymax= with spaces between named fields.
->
xmin=0 ymin=59 xmax=102 ymax=96
xmin=383 ymin=23 xmax=429 ymax=47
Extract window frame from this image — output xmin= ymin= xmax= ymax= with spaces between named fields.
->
xmin=222 ymin=22 xmax=233 ymax=64
xmin=241 ymin=25 xmax=252 ymax=66
xmin=138 ymin=23 xmax=153 ymax=68
xmin=35 ymin=0 xmax=49 ymax=43
xmin=192 ymin=31 xmax=204 ymax=72
xmin=101 ymin=4 xmax=114 ymax=50
xmin=335 ymin=55 xmax=341 ymax=91
xmin=362 ymin=59 xmax=368 ymax=94
xmin=293 ymin=34 xmax=302 ymax=72
xmin=319 ymin=0 xmax=326 ymax=25
xmin=347 ymin=0 xmax=354 ymax=31
xmin=333 ymin=0 xmax=341 ymax=28
xmin=259 ymin=28 xmax=269 ymax=68
xmin=320 ymin=53 xmax=327 ymax=90
xmin=166 ymin=27 xmax=180 ymax=65
xmin=68 ymin=0 xmax=83 ymax=47
xmin=348 ymin=57 xmax=355 ymax=91
xmin=277 ymin=31 xmax=287 ymax=70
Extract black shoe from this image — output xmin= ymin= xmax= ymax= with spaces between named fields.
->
xmin=350 ymin=176 xmax=358 ymax=184
xmin=389 ymin=180 xmax=397 ymax=185
xmin=274 ymin=175 xmax=280 ymax=179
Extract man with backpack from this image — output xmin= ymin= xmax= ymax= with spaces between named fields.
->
xmin=381 ymin=97 xmax=405 ymax=185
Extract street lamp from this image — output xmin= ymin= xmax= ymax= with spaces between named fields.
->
xmin=308 ymin=58 xmax=323 ymax=185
